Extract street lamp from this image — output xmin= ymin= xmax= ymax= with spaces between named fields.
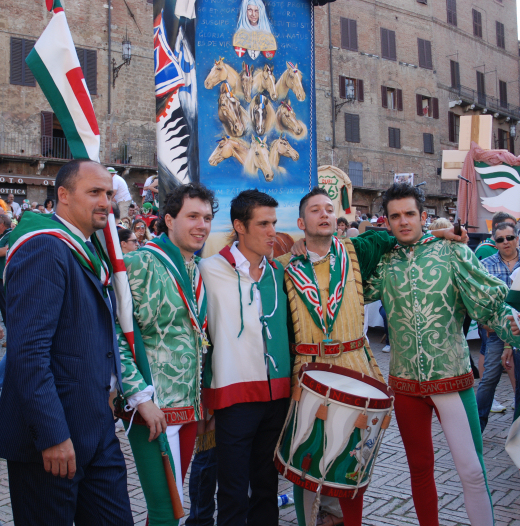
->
xmin=112 ymin=32 xmax=132 ymax=88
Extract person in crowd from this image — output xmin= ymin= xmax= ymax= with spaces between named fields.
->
xmin=132 ymin=219 xmax=152 ymax=247
xmin=364 ymin=183 xmax=520 ymax=526
xmin=118 ymin=229 xmax=139 ymax=254
xmin=477 ymin=222 xmax=520 ymax=430
xmin=285 ymin=187 xmax=464 ymax=526
xmin=142 ymin=175 xmax=159 ymax=205
xmin=350 ymin=221 xmax=359 ymax=229
xmin=198 ymin=190 xmax=291 ymax=526
xmin=0 ymin=215 xmax=12 ymax=327
xmin=37 ymin=204 xmax=45 ymax=214
xmin=135 ymin=202 xmax=158 ymax=227
xmin=121 ymin=217 xmax=132 ymax=229
xmin=475 ymin=212 xmax=517 ymax=261
xmin=429 ymin=217 xmax=452 ymax=230
xmin=142 ymin=172 xmax=158 ymax=204
xmin=44 ymin=198 xmax=54 ymax=214
xmin=111 ymin=202 xmax=123 ymax=230
xmin=336 ymin=217 xmax=348 ymax=238
xmin=116 ymin=183 xmax=216 ymax=526
xmin=0 ymin=159 xmax=133 ymax=525
xmin=31 ymin=201 xmax=38 ymax=211
xmin=6 ymin=194 xmax=21 ymax=218
xmin=107 ymin=167 xmax=132 ymax=220
xmin=346 ymin=227 xmax=359 ymax=238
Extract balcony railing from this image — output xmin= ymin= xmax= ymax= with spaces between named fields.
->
xmin=108 ymin=138 xmax=157 ymax=168
xmin=448 ymin=84 xmax=520 ymax=120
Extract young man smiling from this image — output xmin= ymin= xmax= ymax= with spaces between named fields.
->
xmin=199 ymin=189 xmax=291 ymax=526
xmin=116 ymin=183 xmax=217 ymax=526
xmin=364 ymin=183 xmax=520 ymax=526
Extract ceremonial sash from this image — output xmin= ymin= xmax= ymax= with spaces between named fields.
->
xmin=393 ymin=232 xmax=437 ymax=251
xmin=5 ymin=211 xmax=111 ymax=287
xmin=285 ymin=236 xmax=347 ymax=339
xmin=142 ymin=234 xmax=208 ymax=345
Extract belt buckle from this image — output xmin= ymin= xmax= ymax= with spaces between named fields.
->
xmin=323 ymin=340 xmax=344 ymax=357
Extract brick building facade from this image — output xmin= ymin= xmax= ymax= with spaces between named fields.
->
xmin=0 ymin=0 xmax=156 ymax=205
xmin=313 ymin=0 xmax=520 ymax=217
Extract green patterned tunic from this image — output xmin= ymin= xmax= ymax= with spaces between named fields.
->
xmin=364 ymin=238 xmax=520 ymax=396
xmin=116 ymin=249 xmax=202 ymax=418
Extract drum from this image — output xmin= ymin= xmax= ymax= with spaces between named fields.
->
xmin=275 ymin=362 xmax=394 ymax=499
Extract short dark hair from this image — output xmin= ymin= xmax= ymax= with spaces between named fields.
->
xmin=111 ymin=201 xmax=120 ymax=220
xmin=118 ymin=228 xmax=134 ymax=243
xmin=54 ymin=159 xmax=94 ymax=201
xmin=149 ymin=218 xmax=158 ymax=231
xmin=44 ymin=198 xmax=54 ymax=209
xmin=492 ymin=211 xmax=517 ymax=230
xmin=299 ymin=187 xmax=329 ymax=218
xmin=337 ymin=217 xmax=349 ymax=227
xmin=0 ymin=215 xmax=12 ymax=228
xmin=231 ymin=189 xmax=278 ymax=230
xmin=382 ymin=183 xmax=425 ymax=217
xmin=492 ymin=221 xmax=518 ymax=239
xmin=156 ymin=183 xmax=218 ymax=235
xmin=350 ymin=221 xmax=359 ymax=229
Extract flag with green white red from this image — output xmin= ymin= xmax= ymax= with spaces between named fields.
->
xmin=25 ymin=0 xmax=100 ymax=161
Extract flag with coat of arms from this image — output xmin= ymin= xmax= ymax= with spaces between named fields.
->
xmin=25 ymin=0 xmax=135 ymax=358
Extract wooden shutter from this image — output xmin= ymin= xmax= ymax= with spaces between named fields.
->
xmin=499 ymin=80 xmax=507 ymax=107
xmin=448 ymin=112 xmax=455 ymax=142
xmin=10 ymin=37 xmax=23 ymax=85
xmin=447 ymin=0 xmax=457 ymax=26
xmin=496 ymin=22 xmax=505 ymax=49
xmin=381 ymin=28 xmax=389 ymax=59
xmin=389 ymin=127 xmax=400 ymax=148
xmin=450 ymin=60 xmax=460 ymax=89
xmin=349 ymin=19 xmax=358 ymax=51
xmin=23 ymin=40 xmax=36 ymax=86
xmin=381 ymin=85 xmax=388 ymax=108
xmin=397 ymin=89 xmax=403 ymax=111
xmin=388 ymin=30 xmax=396 ymax=60
xmin=424 ymin=133 xmax=434 ymax=153
xmin=345 ymin=114 xmax=360 ymax=143
xmin=339 ymin=76 xmax=346 ymax=99
xmin=85 ymin=50 xmax=97 ymax=95
xmin=357 ymin=79 xmax=364 ymax=102
xmin=388 ymin=127 xmax=394 ymax=147
xmin=41 ymin=111 xmax=53 ymax=156
xmin=418 ymin=39 xmax=426 ymax=68
xmin=418 ymin=39 xmax=432 ymax=69
xmin=477 ymin=71 xmax=485 ymax=97
xmin=473 ymin=10 xmax=482 ymax=38
xmin=432 ymin=97 xmax=439 ymax=119
xmin=341 ymin=18 xmax=349 ymax=50
xmin=416 ymin=94 xmax=423 ymax=116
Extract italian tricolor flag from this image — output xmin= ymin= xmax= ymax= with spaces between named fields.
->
xmin=26 ymin=0 xmax=100 ymax=162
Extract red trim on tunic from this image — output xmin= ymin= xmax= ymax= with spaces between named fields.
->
xmin=388 ymin=371 xmax=474 ymax=396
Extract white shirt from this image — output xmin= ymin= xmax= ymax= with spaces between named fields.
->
xmin=9 ymin=201 xmax=21 ymax=217
xmin=112 ymin=174 xmax=132 ymax=203
xmin=142 ymin=176 xmax=155 ymax=196
xmin=56 ymin=214 xmax=118 ymax=390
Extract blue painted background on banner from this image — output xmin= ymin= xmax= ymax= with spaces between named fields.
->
xmin=195 ymin=0 xmax=317 ymax=233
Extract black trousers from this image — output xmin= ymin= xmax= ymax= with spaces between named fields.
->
xmin=214 ymin=398 xmax=287 ymax=526
xmin=8 ymin=417 xmax=133 ymax=526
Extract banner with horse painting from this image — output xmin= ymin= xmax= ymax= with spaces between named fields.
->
xmin=154 ymin=0 xmax=317 ymax=247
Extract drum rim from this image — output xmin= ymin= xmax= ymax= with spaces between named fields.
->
xmin=298 ymin=362 xmax=395 ymax=410
xmin=274 ymin=452 xmax=369 ymax=498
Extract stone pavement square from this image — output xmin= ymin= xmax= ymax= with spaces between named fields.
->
xmin=1 ymin=328 xmax=519 ymax=525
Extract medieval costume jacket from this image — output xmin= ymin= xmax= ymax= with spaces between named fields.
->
xmin=364 ymin=236 xmax=520 ymax=397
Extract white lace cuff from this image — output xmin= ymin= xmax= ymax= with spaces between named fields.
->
xmin=125 ymin=385 xmax=155 ymax=410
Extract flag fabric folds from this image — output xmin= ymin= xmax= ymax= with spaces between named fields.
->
xmin=26 ymin=0 xmax=100 ymax=161
xmin=340 ymin=185 xmax=351 ymax=214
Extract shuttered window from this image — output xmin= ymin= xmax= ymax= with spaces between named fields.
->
xmin=389 ymin=127 xmax=401 ymax=149
xmin=10 ymin=37 xmax=36 ymax=87
xmin=41 ymin=111 xmax=54 ymax=156
xmin=499 ymin=80 xmax=508 ymax=108
xmin=476 ymin=71 xmax=486 ymax=105
xmin=76 ymin=47 xmax=97 ymax=95
xmin=382 ymin=86 xmax=403 ymax=110
xmin=448 ymin=112 xmax=460 ymax=143
xmin=473 ymin=10 xmax=482 ymax=38
xmin=450 ymin=60 xmax=460 ymax=89
xmin=418 ymin=39 xmax=433 ymax=70
xmin=496 ymin=22 xmax=505 ymax=49
xmin=416 ymin=95 xmax=439 ymax=118
xmin=341 ymin=18 xmax=358 ymax=51
xmin=380 ymin=28 xmax=397 ymax=61
xmin=423 ymin=133 xmax=434 ymax=154
xmin=447 ymin=0 xmax=457 ymax=26
xmin=339 ymin=77 xmax=364 ymax=102
xmin=345 ymin=113 xmax=360 ymax=143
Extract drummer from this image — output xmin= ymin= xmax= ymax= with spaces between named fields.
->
xmin=279 ymin=187 xmax=465 ymax=526
xmin=364 ymin=183 xmax=520 ymax=526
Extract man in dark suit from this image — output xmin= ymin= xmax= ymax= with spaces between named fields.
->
xmin=0 ymin=160 xmax=133 ymax=525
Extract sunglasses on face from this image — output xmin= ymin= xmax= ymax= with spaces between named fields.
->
xmin=127 ymin=239 xmax=139 ymax=244
xmin=495 ymin=235 xmax=517 ymax=244
xmin=135 ymin=225 xmax=146 ymax=230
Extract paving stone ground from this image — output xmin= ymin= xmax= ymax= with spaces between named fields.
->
xmin=1 ymin=328 xmax=519 ymax=525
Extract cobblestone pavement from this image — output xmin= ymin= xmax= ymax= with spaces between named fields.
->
xmin=1 ymin=328 xmax=519 ymax=525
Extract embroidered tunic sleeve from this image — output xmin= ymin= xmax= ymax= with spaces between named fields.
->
xmin=350 ymin=230 xmax=396 ymax=281
xmin=450 ymin=242 xmax=520 ymax=348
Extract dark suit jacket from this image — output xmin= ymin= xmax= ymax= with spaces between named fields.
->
xmin=0 ymin=222 xmax=123 ymax=466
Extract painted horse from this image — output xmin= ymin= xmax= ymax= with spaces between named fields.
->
xmin=204 ymin=57 xmax=240 ymax=92
xmin=208 ymin=136 xmax=250 ymax=166
xmin=253 ymin=64 xmax=277 ymax=100
xmin=269 ymin=134 xmax=299 ymax=171
xmin=275 ymin=62 xmax=305 ymax=102
xmin=275 ymin=98 xmax=306 ymax=139
xmin=239 ymin=62 xmax=254 ymax=103
xmin=218 ymin=82 xmax=249 ymax=137
xmin=249 ymin=94 xmax=276 ymax=136
xmin=244 ymin=135 xmax=273 ymax=182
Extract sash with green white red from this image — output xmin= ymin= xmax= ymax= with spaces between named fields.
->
xmin=285 ymin=236 xmax=347 ymax=338
xmin=143 ymin=241 xmax=208 ymax=340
